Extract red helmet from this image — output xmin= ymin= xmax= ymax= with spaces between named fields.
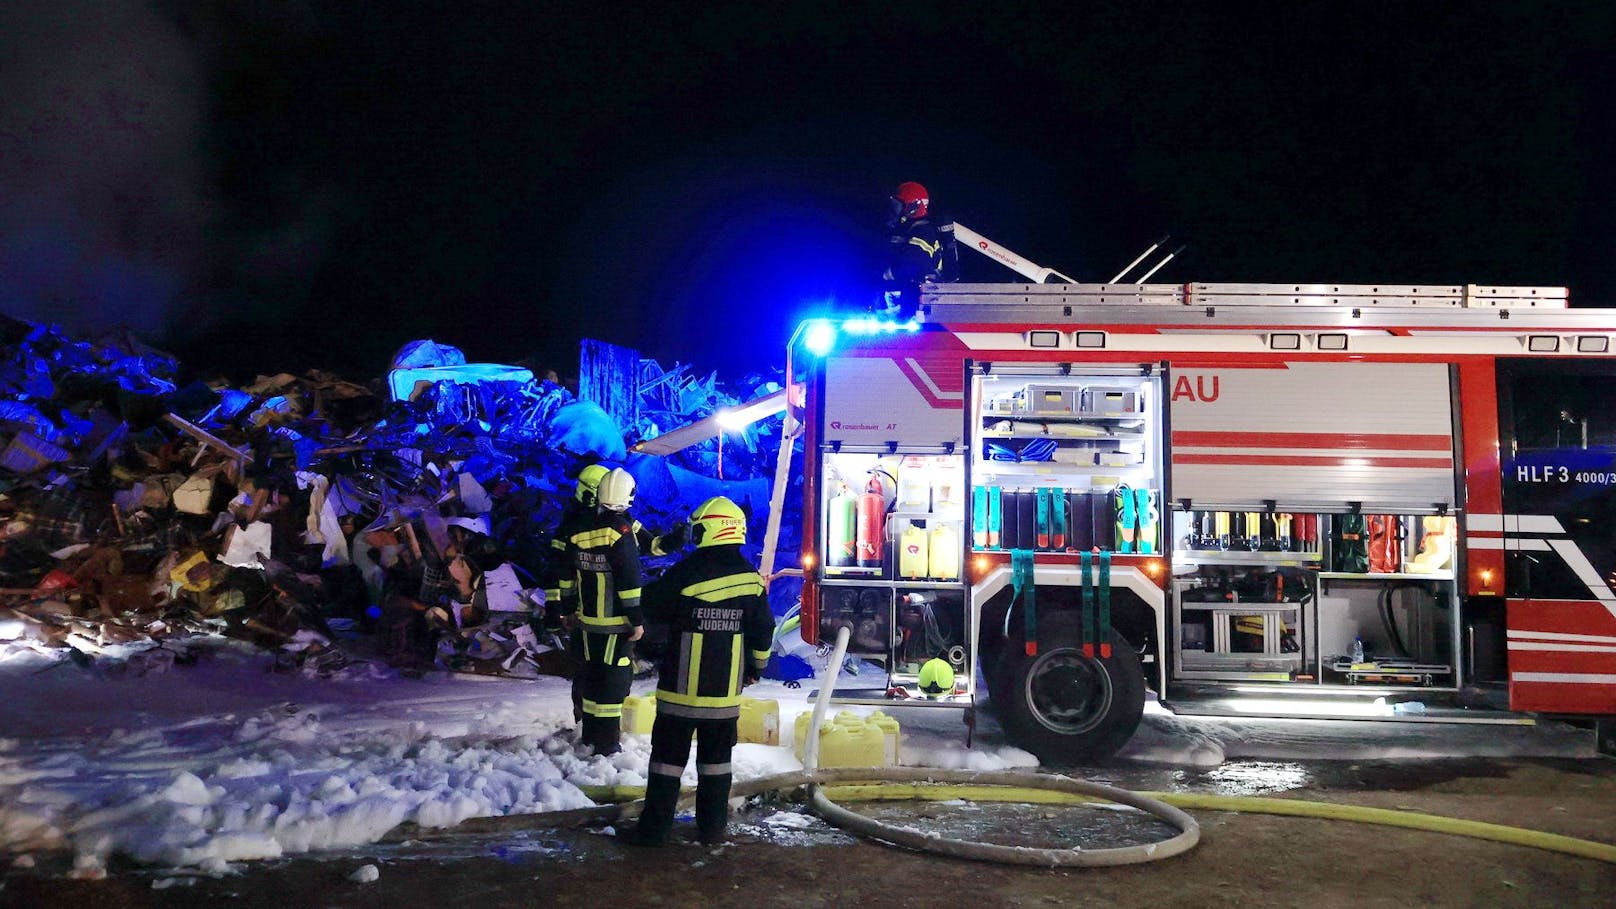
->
xmin=892 ymin=181 xmax=929 ymax=220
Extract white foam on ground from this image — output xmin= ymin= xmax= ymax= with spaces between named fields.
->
xmin=0 ymin=637 xmax=1594 ymax=871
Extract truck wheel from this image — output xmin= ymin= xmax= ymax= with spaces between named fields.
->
xmin=992 ymin=615 xmax=1144 ymax=764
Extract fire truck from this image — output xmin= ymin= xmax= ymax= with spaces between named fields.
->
xmin=791 ymin=233 xmax=1616 ymax=761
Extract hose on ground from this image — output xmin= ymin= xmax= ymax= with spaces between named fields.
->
xmin=547 ymin=771 xmax=1616 ymax=867
xmin=795 ymin=626 xmax=1201 ymax=866
xmin=812 ymin=782 xmax=1616 ymax=865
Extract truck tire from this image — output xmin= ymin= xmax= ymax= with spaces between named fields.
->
xmin=991 ymin=614 xmax=1144 ymax=764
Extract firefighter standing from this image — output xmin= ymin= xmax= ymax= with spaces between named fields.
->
xmin=552 ymin=468 xmax=645 ymax=755
xmin=882 ymin=181 xmax=955 ymax=319
xmin=629 ymin=497 xmax=773 ymax=846
xmin=545 ymin=464 xmax=689 ymax=724
xmin=545 ymin=464 xmax=688 ymax=604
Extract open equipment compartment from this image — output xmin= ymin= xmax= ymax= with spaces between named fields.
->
xmin=969 ymin=367 xmax=1164 ymax=556
xmin=815 ymin=449 xmax=971 ymax=697
xmin=1165 ymin=361 xmax=1464 ymax=693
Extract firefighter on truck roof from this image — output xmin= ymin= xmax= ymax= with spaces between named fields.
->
xmin=882 ymin=180 xmax=955 ymax=319
xmin=627 ymin=496 xmax=773 ymax=847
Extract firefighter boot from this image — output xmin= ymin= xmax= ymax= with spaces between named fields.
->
xmin=695 ymin=772 xmax=733 ymax=845
xmin=631 ymin=772 xmax=682 ymax=847
xmin=580 ymin=714 xmax=622 ymax=756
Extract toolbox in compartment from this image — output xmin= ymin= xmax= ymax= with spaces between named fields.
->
xmin=1080 ymin=386 xmax=1140 ymax=414
xmin=1012 ymin=384 xmax=1077 ymax=415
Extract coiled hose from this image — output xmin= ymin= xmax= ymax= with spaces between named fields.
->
xmin=796 ymin=626 xmax=1201 ymax=866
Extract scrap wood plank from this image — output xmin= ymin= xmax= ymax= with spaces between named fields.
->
xmin=579 ymin=339 xmax=640 ymax=431
xmin=163 ymin=414 xmax=253 ymax=463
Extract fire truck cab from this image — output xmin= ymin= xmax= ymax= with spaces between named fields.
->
xmin=796 ymin=280 xmax=1616 ymax=761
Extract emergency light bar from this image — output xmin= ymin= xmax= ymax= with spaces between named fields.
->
xmin=799 ymin=317 xmax=921 ymax=357
xmin=841 ymin=318 xmax=921 ymax=335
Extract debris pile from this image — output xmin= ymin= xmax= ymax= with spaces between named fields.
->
xmin=0 ymin=315 xmax=795 ymax=679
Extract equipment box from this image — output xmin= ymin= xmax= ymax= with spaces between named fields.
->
xmin=1012 ymin=385 xmax=1077 ymax=416
xmin=1080 ymin=387 xmax=1139 ymax=414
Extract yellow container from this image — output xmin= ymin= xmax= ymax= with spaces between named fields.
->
xmin=738 ymin=696 xmax=780 ymax=745
xmin=794 ymin=711 xmax=896 ymax=767
xmin=817 ymin=724 xmax=887 ymax=769
xmin=622 ymin=694 xmax=657 ymax=735
xmin=898 ymin=523 xmax=929 ymax=579
xmin=865 ymin=711 xmax=901 ymax=766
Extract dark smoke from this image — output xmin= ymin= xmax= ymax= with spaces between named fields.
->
xmin=0 ymin=1 xmax=209 ymax=339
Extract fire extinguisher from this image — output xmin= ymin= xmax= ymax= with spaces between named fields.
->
xmin=856 ymin=475 xmax=887 ymax=568
xmin=827 ymin=484 xmax=857 ymax=567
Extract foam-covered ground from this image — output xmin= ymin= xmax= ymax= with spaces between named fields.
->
xmin=0 ymin=636 xmax=1594 ymax=876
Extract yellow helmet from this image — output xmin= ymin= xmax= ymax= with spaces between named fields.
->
xmin=574 ymin=464 xmax=610 ymax=505
xmin=917 ymin=657 xmax=955 ymax=698
xmin=596 ymin=468 xmax=636 ymax=513
xmin=690 ymin=496 xmax=746 ymax=548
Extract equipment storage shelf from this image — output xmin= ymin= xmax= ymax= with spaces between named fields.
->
xmin=1319 ymin=570 xmax=1455 ymax=582
xmin=1173 ymin=567 xmax=1314 ymax=682
xmin=970 ymin=367 xmax=1165 ymax=556
xmin=818 ymin=450 xmax=964 ymax=582
xmin=1176 ymin=551 xmax=1322 ymax=568
xmin=1168 ymin=508 xmax=1462 ymax=690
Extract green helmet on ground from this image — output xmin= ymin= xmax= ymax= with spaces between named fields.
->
xmin=918 ymin=657 xmax=955 ymax=698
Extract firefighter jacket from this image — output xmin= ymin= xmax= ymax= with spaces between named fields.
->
xmin=883 ymin=217 xmax=956 ymax=286
xmin=544 ymin=506 xmax=682 ymax=611
xmin=642 ymin=545 xmax=774 ymax=720
xmin=555 ymin=510 xmax=645 ymax=634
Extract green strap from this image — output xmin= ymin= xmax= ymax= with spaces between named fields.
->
xmin=1099 ymin=550 xmax=1112 ymax=658
xmin=1080 ymin=550 xmax=1095 ymax=658
xmin=1012 ymin=549 xmax=1037 ymax=656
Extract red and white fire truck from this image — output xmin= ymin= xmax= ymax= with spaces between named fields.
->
xmin=794 ymin=247 xmax=1616 ymax=761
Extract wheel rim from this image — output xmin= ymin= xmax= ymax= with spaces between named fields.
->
xmin=1023 ymin=647 xmax=1113 ymax=735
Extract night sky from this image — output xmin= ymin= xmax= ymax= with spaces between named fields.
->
xmin=2 ymin=2 xmax=1614 ymax=382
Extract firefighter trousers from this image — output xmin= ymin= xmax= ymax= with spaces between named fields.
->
xmin=573 ymin=628 xmax=633 ymax=755
xmin=637 ymin=710 xmax=738 ymax=846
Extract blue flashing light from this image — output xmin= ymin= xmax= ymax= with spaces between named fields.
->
xmin=804 ymin=320 xmax=837 ymax=356
xmin=840 ymin=317 xmax=921 ymax=336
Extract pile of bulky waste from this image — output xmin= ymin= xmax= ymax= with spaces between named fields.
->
xmin=0 ymin=314 xmax=800 ymax=682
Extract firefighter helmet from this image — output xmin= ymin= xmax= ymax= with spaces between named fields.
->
xmin=595 ymin=468 xmax=636 ymax=513
xmin=917 ymin=657 xmax=955 ymax=698
xmin=892 ymin=181 xmax=930 ymax=221
xmin=690 ymin=496 xmax=746 ymax=548
xmin=574 ymin=463 xmax=610 ymax=505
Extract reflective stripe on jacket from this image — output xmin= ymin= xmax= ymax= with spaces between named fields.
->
xmin=560 ymin=511 xmax=644 ymax=632
xmin=644 ymin=545 xmax=774 ymax=720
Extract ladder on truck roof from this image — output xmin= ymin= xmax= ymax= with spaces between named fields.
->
xmin=934 ymin=222 xmax=1569 ymax=323
xmin=920 ymin=282 xmax=1571 ymax=325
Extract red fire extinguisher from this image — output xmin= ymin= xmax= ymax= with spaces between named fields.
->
xmin=856 ymin=475 xmax=886 ymax=568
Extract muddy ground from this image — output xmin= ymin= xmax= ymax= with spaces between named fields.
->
xmin=5 ymin=756 xmax=1613 ymax=909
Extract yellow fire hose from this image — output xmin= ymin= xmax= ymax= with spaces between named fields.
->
xmin=814 ymin=782 xmax=1616 ymax=865
xmin=578 ymin=770 xmax=1616 ymax=867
